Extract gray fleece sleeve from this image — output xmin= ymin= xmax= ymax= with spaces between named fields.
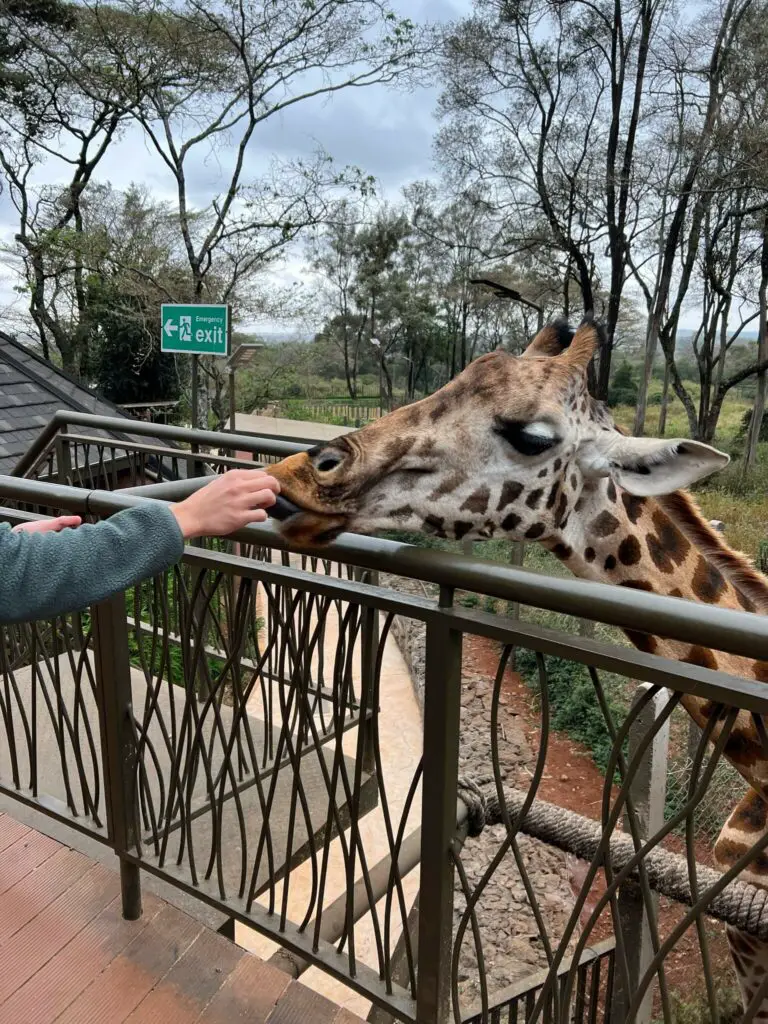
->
xmin=0 ymin=503 xmax=185 ymax=625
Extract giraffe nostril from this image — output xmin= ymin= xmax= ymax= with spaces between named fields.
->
xmin=315 ymin=453 xmax=343 ymax=473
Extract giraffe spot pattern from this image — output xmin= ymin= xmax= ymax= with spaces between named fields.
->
xmin=590 ymin=511 xmax=620 ymax=537
xmin=551 ymin=543 xmax=572 ymax=560
xmin=454 ymin=521 xmax=473 ymax=540
xmin=497 ymin=480 xmax=524 ymax=510
xmin=683 ymin=645 xmax=718 ymax=670
xmin=555 ymin=492 xmax=568 ymax=527
xmin=501 ymin=512 xmax=521 ymax=532
xmin=620 ymin=580 xmax=655 ymax=592
xmin=526 ymin=488 xmax=544 ymax=509
xmin=625 ymin=630 xmax=657 ymax=654
xmin=584 ymin=547 xmax=596 ymax=563
xmin=525 ymin=523 xmax=546 ymax=539
xmin=428 ymin=471 xmax=467 ymax=500
xmin=460 ymin=487 xmax=490 ymax=515
xmin=645 ymin=510 xmax=691 ymax=575
xmin=606 ymin=480 xmax=617 ymax=503
xmin=423 ymin=515 xmax=446 ymax=538
xmin=546 ymin=482 xmax=559 ymax=510
xmin=729 ymin=793 xmax=768 ymax=833
xmin=691 ymin=555 xmax=726 ymax=602
xmin=604 ymin=554 xmax=617 ymax=570
xmin=618 ymin=535 xmax=642 ymax=566
xmin=390 ymin=504 xmax=414 ymax=520
xmin=621 ymin=492 xmax=647 ymax=524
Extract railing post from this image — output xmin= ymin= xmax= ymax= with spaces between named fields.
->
xmin=357 ymin=567 xmax=379 ymax=775
xmin=55 ymin=426 xmax=71 ymax=486
xmin=416 ymin=586 xmax=462 ymax=1023
xmin=92 ymin=591 xmax=142 ymax=920
xmin=611 ymin=683 xmax=670 ymax=1024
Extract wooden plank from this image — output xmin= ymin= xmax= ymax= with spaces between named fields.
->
xmin=0 ymin=862 xmax=119 ymax=1003
xmin=55 ymin=903 xmax=203 ymax=1024
xmin=0 ymin=812 xmax=31 ymax=852
xmin=1 ymin=896 xmax=163 ymax=1023
xmin=0 ymin=827 xmax=60 ymax=894
xmin=267 ymin=981 xmax=350 ymax=1024
xmin=0 ymin=846 xmax=93 ymax=945
xmin=195 ymin=954 xmax=291 ymax=1023
xmin=125 ymin=927 xmax=244 ymax=1024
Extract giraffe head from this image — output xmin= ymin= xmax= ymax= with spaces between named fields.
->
xmin=269 ymin=319 xmax=729 ymax=546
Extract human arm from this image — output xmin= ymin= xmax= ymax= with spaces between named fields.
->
xmin=1 ymin=468 xmax=280 ymax=625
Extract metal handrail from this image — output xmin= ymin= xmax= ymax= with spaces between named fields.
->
xmin=11 ymin=409 xmax=317 ymax=478
xmin=1 ymin=473 xmax=768 ymax=667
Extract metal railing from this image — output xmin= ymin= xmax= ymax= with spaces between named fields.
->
xmin=3 ymin=448 xmax=768 ymax=1021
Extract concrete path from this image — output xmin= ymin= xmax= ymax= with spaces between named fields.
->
xmin=228 ymin=413 xmax=354 ymax=442
xmin=240 ymin=573 xmax=423 ymax=1019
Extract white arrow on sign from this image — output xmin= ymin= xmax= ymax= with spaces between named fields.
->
xmin=164 ymin=319 xmax=178 ymax=338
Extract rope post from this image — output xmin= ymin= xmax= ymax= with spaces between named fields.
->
xmin=611 ymin=683 xmax=670 ymax=1024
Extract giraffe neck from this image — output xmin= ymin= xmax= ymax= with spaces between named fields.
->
xmin=547 ymin=478 xmax=768 ymax=785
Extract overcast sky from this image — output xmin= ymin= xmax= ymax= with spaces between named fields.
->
xmin=0 ymin=0 xmax=720 ymax=341
xmin=0 ymin=0 xmax=471 ymax=339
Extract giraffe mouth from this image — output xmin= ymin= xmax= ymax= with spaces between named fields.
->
xmin=266 ymin=492 xmax=350 ymax=547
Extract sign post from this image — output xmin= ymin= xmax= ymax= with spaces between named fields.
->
xmin=161 ymin=304 xmax=230 ymax=428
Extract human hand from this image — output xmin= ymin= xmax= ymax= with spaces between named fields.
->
xmin=12 ymin=516 xmax=82 ymax=535
xmin=171 ymin=469 xmax=280 ymax=540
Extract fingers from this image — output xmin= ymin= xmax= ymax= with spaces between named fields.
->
xmin=249 ymin=488 xmax=277 ymax=510
xmin=12 ymin=516 xmax=82 ymax=534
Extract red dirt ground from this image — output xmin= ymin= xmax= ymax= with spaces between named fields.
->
xmin=464 ymin=633 xmax=736 ymax=1012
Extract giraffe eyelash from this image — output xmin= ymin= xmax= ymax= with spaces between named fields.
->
xmin=493 ymin=418 xmax=561 ymax=457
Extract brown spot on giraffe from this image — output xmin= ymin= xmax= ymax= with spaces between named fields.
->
xmin=551 ymin=543 xmax=572 ymax=561
xmin=621 ymin=492 xmax=646 ymax=524
xmin=497 ymin=480 xmax=524 ymax=510
xmin=525 ymin=488 xmax=544 ymax=510
xmin=501 ymin=512 xmax=521 ymax=532
xmin=618 ymin=535 xmax=642 ymax=566
xmin=604 ymin=554 xmax=617 ymax=570
xmin=591 ymin=511 xmax=620 ymax=537
xmin=454 ymin=521 xmax=473 ymax=539
xmin=428 ymin=471 xmax=467 ymax=500
xmin=625 ymin=630 xmax=658 ymax=653
xmin=584 ymin=547 xmax=596 ymax=563
xmin=525 ymin=523 xmax=546 ymax=539
xmin=683 ymin=646 xmax=718 ymax=670
xmin=460 ymin=487 xmax=490 ymax=515
xmin=692 ymin=555 xmax=727 ymax=602
xmin=423 ymin=515 xmax=446 ymax=538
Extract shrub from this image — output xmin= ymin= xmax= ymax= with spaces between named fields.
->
xmin=607 ymin=361 xmax=639 ymax=408
xmin=514 ymin=649 xmax=627 ymax=776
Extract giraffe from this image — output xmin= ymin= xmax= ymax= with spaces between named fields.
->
xmin=268 ymin=317 xmax=768 ymax=1014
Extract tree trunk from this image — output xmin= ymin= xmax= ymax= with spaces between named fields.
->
xmin=658 ymin=359 xmax=671 ymax=437
xmin=743 ymin=213 xmax=768 ymax=473
xmin=634 ymin=320 xmax=658 ymax=436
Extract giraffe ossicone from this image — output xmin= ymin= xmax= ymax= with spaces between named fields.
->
xmin=268 ymin=318 xmax=768 ymax=1013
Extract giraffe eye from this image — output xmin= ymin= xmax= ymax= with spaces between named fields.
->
xmin=494 ymin=418 xmax=560 ymax=457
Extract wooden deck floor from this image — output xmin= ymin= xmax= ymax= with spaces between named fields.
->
xmin=0 ymin=812 xmax=364 ymax=1024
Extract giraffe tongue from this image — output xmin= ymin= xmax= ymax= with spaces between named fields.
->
xmin=267 ymin=495 xmax=302 ymax=522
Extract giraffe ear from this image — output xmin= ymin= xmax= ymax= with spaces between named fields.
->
xmin=578 ymin=435 xmax=730 ymax=496
xmin=521 ymin=319 xmax=573 ymax=358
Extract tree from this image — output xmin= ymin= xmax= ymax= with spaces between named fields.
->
xmin=607 ymin=361 xmax=639 ymax=407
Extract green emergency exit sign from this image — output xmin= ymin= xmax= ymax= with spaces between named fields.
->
xmin=160 ymin=304 xmax=229 ymax=356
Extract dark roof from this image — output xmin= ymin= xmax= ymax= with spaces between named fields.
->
xmin=0 ymin=330 xmax=187 ymax=477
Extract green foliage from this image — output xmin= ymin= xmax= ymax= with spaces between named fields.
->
xmin=90 ymin=283 xmax=181 ymax=404
xmin=607 ymin=361 xmax=639 ymax=407
xmin=514 ymin=648 xmax=627 ymax=776
xmin=656 ymin=984 xmax=743 ymax=1024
